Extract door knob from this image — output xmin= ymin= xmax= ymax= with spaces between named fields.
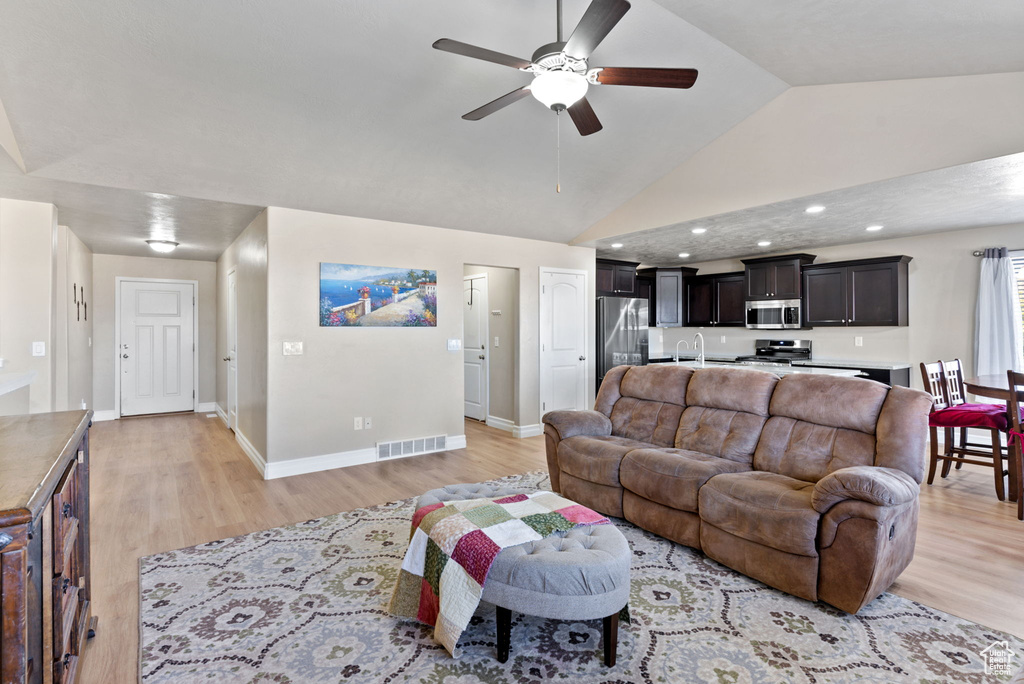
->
xmin=122 ymin=353 xmax=129 ymax=359
xmin=223 ymin=357 xmax=231 ymax=361
xmin=478 ymin=355 xmax=485 ymax=360
xmin=579 ymin=355 xmax=586 ymax=361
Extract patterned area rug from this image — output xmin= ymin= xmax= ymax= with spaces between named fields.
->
xmin=140 ymin=471 xmax=1023 ymax=683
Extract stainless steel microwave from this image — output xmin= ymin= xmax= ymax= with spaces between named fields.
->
xmin=745 ymin=299 xmax=801 ymax=329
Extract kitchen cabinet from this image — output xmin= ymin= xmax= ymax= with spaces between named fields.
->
xmin=742 ymin=254 xmax=816 ymax=300
xmin=597 ymin=259 xmax=640 ymax=297
xmin=635 ymin=269 xmax=655 ymax=318
xmin=685 ymin=272 xmax=745 ymax=327
xmin=640 ymin=267 xmax=697 ymax=327
xmin=803 ymin=256 xmax=911 ymax=327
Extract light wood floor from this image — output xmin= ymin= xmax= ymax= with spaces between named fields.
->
xmin=79 ymin=413 xmax=1024 ymax=683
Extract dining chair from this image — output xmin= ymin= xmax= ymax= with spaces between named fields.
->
xmin=918 ymin=360 xmax=1009 ymax=499
xmin=1007 ymin=370 xmax=1024 ymax=521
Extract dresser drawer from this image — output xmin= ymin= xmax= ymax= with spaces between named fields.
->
xmin=53 ymin=575 xmax=80 ymax=658
xmin=54 ymin=652 xmax=79 ymax=684
xmin=53 ymin=461 xmax=79 ymax=542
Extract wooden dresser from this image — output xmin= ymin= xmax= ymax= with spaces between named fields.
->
xmin=0 ymin=411 xmax=95 ymax=684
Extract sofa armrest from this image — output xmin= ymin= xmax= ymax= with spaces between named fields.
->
xmin=542 ymin=410 xmax=612 ymax=440
xmin=811 ymin=466 xmax=919 ymax=514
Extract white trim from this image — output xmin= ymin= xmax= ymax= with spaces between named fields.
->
xmin=236 ymin=429 xmax=267 ymax=477
xmin=92 ymin=409 xmax=119 ymax=422
xmin=485 ymin=415 xmax=515 ymax=433
xmin=196 ymin=401 xmax=216 ymax=413
xmin=215 ymin=402 xmax=229 ymax=427
xmin=261 ymin=433 xmax=468 ymax=480
xmin=538 ymin=267 xmax=589 ymax=421
xmin=115 ymin=276 xmax=200 ymax=417
xmin=513 ymin=423 xmax=544 ymax=439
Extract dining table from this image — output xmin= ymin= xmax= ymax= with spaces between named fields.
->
xmin=965 ymin=374 xmax=1022 ymax=508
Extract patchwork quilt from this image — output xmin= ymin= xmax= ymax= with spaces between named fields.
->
xmin=387 ymin=491 xmax=610 ymax=656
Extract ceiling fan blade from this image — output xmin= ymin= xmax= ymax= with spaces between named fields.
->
xmin=563 ymin=0 xmax=631 ymax=60
xmin=594 ymin=67 xmax=698 ymax=88
xmin=432 ymin=39 xmax=532 ymax=70
xmin=567 ymin=97 xmax=603 ymax=136
xmin=462 ymin=87 xmax=532 ymax=121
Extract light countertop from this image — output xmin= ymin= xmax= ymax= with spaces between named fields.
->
xmin=0 ymin=371 xmax=36 ymax=397
xmin=669 ymin=361 xmax=862 ymax=377
xmin=649 ymin=353 xmax=908 ymax=370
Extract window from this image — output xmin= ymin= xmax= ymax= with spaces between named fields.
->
xmin=1013 ymin=250 xmax=1024 ymax=356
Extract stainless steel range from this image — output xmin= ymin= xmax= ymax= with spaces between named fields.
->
xmin=734 ymin=339 xmax=812 ymax=366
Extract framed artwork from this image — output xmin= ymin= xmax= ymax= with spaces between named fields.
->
xmin=320 ymin=263 xmax=437 ymax=327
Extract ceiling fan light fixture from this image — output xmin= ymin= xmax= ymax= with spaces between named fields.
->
xmin=146 ymin=239 xmax=179 ymax=253
xmin=530 ymin=70 xmax=588 ymax=111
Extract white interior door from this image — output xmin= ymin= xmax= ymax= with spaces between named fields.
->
xmin=120 ymin=279 xmax=196 ymax=416
xmin=227 ymin=269 xmax=238 ymax=430
xmin=540 ymin=269 xmax=587 ymax=415
xmin=464 ymin=274 xmax=488 ymax=421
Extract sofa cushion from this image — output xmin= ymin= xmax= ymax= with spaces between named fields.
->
xmin=674 ymin=407 xmax=768 ymax=464
xmin=698 ymin=471 xmax=820 ymax=557
xmin=609 ymin=397 xmax=685 ymax=447
xmin=619 ymin=364 xmax=693 ymax=405
xmin=557 ymin=435 xmax=655 ymax=487
xmin=769 ymin=374 xmax=888 ymax=434
xmin=685 ymin=367 xmax=778 ymax=416
xmin=601 ymin=365 xmax=693 ymax=447
xmin=753 ymin=416 xmax=877 ymax=483
xmin=620 ymin=448 xmax=750 ymax=512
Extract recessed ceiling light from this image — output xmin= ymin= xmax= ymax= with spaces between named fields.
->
xmin=757 ymin=241 xmax=772 ymax=247
xmin=678 ymin=252 xmax=690 ymax=258
xmin=610 ymin=243 xmax=623 ymax=248
xmin=866 ymin=225 xmax=883 ymax=232
xmin=146 ymin=239 xmax=179 ymax=253
xmin=691 ymin=228 xmax=707 ymax=234
xmin=805 ymin=205 xmax=825 ymax=214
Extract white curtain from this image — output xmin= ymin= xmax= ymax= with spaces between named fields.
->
xmin=974 ymin=247 xmax=1024 ymax=379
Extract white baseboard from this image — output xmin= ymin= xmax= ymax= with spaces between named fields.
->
xmin=215 ymin=403 xmax=229 ymax=427
xmin=513 ymin=423 xmax=543 ymax=439
xmin=486 ymin=415 xmax=515 ymax=433
xmin=262 ymin=433 xmax=468 ymax=480
xmin=196 ymin=402 xmax=216 ymax=413
xmin=236 ymin=430 xmax=267 ymax=478
xmin=92 ymin=409 xmax=118 ymax=422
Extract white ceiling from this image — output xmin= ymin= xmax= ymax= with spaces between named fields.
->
xmin=0 ymin=0 xmax=785 ymax=253
xmin=591 ymin=153 xmax=1024 ymax=265
xmin=653 ymin=0 xmax=1024 ymax=85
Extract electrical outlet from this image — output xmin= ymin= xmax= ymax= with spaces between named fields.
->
xmin=0 ymin=357 xmax=5 ymax=368
xmin=283 ymin=341 xmax=303 ymax=356
xmin=855 ymin=336 xmax=864 ymax=347
xmin=364 ymin=417 xmax=372 ymax=429
xmin=80 ymin=400 xmax=87 ymax=409
xmin=354 ymin=417 xmax=363 ymax=430
xmin=720 ymin=335 xmax=726 ymax=344
xmin=494 ymin=336 xmax=499 ymax=348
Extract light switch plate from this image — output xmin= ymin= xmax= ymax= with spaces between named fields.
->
xmin=855 ymin=336 xmax=864 ymax=347
xmin=32 ymin=341 xmax=46 ymax=357
xmin=283 ymin=341 xmax=303 ymax=356
xmin=447 ymin=338 xmax=462 ymax=351
xmin=354 ymin=417 xmax=363 ymax=430
xmin=494 ymin=336 xmax=499 ymax=348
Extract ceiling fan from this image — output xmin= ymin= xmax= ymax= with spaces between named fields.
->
xmin=432 ymin=0 xmax=698 ymax=136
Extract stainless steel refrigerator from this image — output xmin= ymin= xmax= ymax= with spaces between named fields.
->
xmin=597 ymin=296 xmax=649 ymax=389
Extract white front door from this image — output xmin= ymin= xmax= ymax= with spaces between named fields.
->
xmin=540 ymin=269 xmax=587 ymax=415
xmin=227 ymin=270 xmax=238 ymax=430
xmin=464 ymin=274 xmax=488 ymax=421
xmin=120 ymin=279 xmax=196 ymax=416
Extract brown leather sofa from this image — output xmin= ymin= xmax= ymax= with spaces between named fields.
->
xmin=542 ymin=364 xmax=933 ymax=614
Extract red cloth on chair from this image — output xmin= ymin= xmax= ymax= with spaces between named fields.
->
xmin=929 ymin=403 xmax=1008 ymax=431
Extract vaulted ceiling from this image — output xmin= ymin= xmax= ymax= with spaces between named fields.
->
xmin=0 ymin=0 xmax=1021 ymax=261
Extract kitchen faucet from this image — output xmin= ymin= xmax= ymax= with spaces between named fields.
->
xmin=693 ymin=332 xmax=705 ymax=367
xmin=674 ymin=339 xmax=689 ymax=363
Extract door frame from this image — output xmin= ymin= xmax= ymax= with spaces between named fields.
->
xmin=538 ymin=267 xmax=589 ymax=421
xmin=463 ymin=272 xmax=489 ymax=421
xmin=114 ymin=276 xmax=200 ymax=419
xmin=226 ymin=268 xmax=238 ymax=430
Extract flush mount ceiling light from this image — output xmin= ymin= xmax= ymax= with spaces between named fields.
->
xmin=691 ymin=227 xmax=707 ymax=234
xmin=757 ymin=240 xmax=772 ymax=247
xmin=866 ymin=224 xmax=883 ymax=232
xmin=146 ymin=239 xmax=179 ymax=253
xmin=678 ymin=252 xmax=690 ymax=258
xmin=610 ymin=242 xmax=623 ymax=248
xmin=805 ymin=205 xmax=826 ymax=214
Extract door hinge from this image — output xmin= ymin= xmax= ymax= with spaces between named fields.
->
xmin=193 ymin=390 xmax=195 ymax=398
xmin=542 ymin=285 xmax=545 ymax=294
xmin=543 ymin=402 xmax=546 ymax=411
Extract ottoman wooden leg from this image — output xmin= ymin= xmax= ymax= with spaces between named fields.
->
xmin=496 ymin=606 xmax=511 ymax=663
xmin=603 ymin=612 xmax=619 ymax=667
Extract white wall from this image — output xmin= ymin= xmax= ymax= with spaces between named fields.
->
xmin=0 ymin=198 xmax=57 ymax=413
xmin=92 ymin=254 xmax=217 ymax=412
xmin=216 ymin=210 xmax=268 ymax=457
xmin=653 ymin=222 xmax=1024 ymax=389
xmin=464 ymin=264 xmax=518 ymax=424
xmin=262 ymin=207 xmax=595 ymax=464
xmin=576 ymin=72 xmax=1024 ymax=244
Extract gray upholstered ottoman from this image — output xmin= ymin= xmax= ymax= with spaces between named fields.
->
xmin=417 ymin=483 xmax=632 ymax=665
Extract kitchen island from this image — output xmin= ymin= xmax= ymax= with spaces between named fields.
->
xmin=669 ymin=360 xmax=861 ymax=377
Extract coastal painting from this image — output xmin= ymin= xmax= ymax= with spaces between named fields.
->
xmin=319 ymin=263 xmax=437 ymax=327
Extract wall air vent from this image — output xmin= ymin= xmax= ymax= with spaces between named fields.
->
xmin=376 ymin=434 xmax=448 ymax=460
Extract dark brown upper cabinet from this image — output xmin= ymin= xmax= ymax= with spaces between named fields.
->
xmin=597 ymin=258 xmax=640 ymax=297
xmin=640 ymin=267 xmax=698 ymax=327
xmin=742 ymin=254 xmax=816 ymax=301
xmin=685 ymin=272 xmax=745 ymax=327
xmin=803 ymin=256 xmax=911 ymax=327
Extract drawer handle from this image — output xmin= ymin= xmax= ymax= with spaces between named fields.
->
xmin=62 ymin=502 xmax=73 ymax=518
xmin=62 ymin=577 xmax=71 ymax=594
xmin=63 ymin=653 xmax=72 ymax=669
